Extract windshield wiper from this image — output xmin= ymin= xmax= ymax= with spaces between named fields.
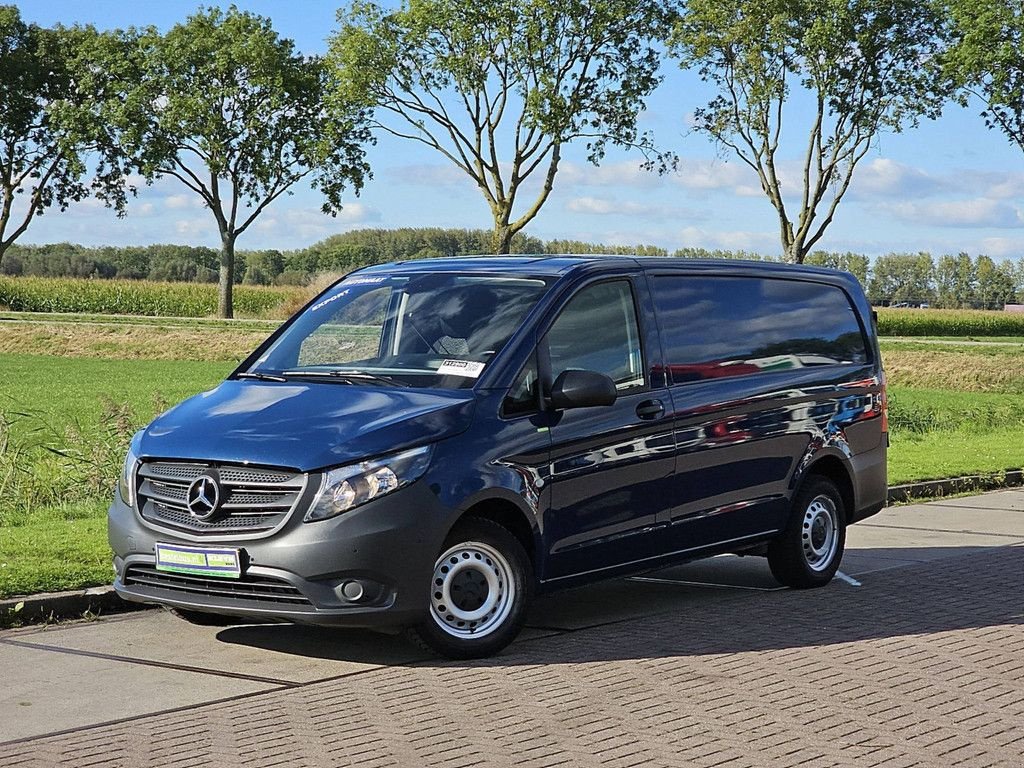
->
xmin=282 ymin=369 xmax=409 ymax=387
xmin=236 ymin=371 xmax=288 ymax=382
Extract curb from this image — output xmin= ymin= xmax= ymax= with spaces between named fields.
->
xmin=4 ymin=474 xmax=1023 ymax=629
xmin=887 ymin=468 xmax=1024 ymax=504
xmin=0 ymin=586 xmax=148 ymax=629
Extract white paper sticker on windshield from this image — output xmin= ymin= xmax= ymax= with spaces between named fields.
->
xmin=437 ymin=360 xmax=485 ymax=378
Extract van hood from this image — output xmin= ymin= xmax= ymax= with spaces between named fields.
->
xmin=139 ymin=379 xmax=476 ymax=472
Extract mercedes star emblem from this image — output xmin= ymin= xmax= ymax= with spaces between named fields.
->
xmin=186 ymin=474 xmax=221 ymax=520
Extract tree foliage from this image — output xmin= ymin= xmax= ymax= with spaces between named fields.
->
xmin=0 ymin=7 xmax=131 ymax=258
xmin=670 ymin=0 xmax=951 ymax=263
xmin=945 ymin=0 xmax=1024 ymax=153
xmin=111 ymin=7 xmax=370 ymax=317
xmin=329 ymin=0 xmax=670 ymax=253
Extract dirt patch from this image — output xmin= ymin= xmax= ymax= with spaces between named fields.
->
xmin=882 ymin=349 xmax=1024 ymax=393
xmin=0 ymin=321 xmax=270 ymax=362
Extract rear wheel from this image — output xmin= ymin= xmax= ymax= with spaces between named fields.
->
xmin=768 ymin=477 xmax=846 ymax=588
xmin=407 ymin=518 xmax=532 ymax=659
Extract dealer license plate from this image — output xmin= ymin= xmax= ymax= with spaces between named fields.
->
xmin=155 ymin=543 xmax=241 ymax=579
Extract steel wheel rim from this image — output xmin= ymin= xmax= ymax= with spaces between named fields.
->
xmin=802 ymin=495 xmax=839 ymax=572
xmin=429 ymin=540 xmax=516 ymax=639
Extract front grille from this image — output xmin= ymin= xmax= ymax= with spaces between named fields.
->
xmin=124 ymin=565 xmax=312 ymax=606
xmin=136 ymin=461 xmax=307 ymax=537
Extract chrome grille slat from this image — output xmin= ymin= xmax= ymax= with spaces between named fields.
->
xmin=124 ymin=565 xmax=311 ymax=605
xmin=137 ymin=460 xmax=306 ymax=538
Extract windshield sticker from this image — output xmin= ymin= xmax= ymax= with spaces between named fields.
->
xmin=437 ymin=360 xmax=486 ymax=378
xmin=342 ymin=276 xmax=388 ymax=286
xmin=310 ymin=289 xmax=349 ymax=312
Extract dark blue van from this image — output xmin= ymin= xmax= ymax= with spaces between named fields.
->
xmin=109 ymin=256 xmax=888 ymax=658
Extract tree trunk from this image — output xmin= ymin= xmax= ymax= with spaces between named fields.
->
xmin=219 ymin=232 xmax=235 ymax=319
xmin=492 ymin=223 xmax=513 ymax=255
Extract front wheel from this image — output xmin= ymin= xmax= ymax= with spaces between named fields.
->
xmin=407 ymin=518 xmax=532 ymax=659
xmin=768 ymin=477 xmax=846 ymax=588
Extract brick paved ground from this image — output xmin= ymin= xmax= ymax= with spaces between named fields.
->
xmin=2 ymin=545 xmax=1021 ymax=767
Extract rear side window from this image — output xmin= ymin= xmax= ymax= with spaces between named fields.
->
xmin=652 ymin=276 xmax=868 ymax=383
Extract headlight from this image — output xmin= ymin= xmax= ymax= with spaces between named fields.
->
xmin=305 ymin=445 xmax=433 ymax=522
xmin=118 ymin=445 xmax=140 ymax=507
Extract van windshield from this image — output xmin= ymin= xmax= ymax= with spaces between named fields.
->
xmin=247 ymin=272 xmax=552 ymax=389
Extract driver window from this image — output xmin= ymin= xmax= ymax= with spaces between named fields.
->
xmin=546 ymin=280 xmax=644 ymax=391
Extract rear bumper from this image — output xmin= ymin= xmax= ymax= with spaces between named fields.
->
xmin=850 ymin=439 xmax=887 ymax=524
xmin=108 ymin=481 xmax=449 ymax=629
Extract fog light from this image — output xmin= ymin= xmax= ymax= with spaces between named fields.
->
xmin=341 ymin=580 xmax=365 ymax=601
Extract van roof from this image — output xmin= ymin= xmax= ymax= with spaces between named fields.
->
xmin=355 ymin=254 xmax=855 ymax=282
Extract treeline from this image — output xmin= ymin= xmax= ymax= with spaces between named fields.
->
xmin=2 ymin=233 xmax=1022 ymax=309
xmin=0 ymin=230 xmax=665 ymax=285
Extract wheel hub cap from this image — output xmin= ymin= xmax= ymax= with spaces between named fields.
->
xmin=429 ymin=541 xmax=516 ymax=639
xmin=801 ymin=495 xmax=839 ymax=572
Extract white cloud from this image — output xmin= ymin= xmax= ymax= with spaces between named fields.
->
xmin=558 ymin=160 xmax=663 ymax=189
xmin=979 ymin=237 xmax=1024 ymax=257
xmin=670 ymin=157 xmax=753 ymax=192
xmin=389 ymin=163 xmax=473 ymax=188
xmin=887 ymin=198 xmax=1024 ymax=229
xmin=677 ymin=225 xmax=779 ymax=253
xmin=175 ymin=217 xmax=214 ymax=237
xmin=565 ymin=195 xmax=705 ymax=222
xmin=849 ymin=158 xmax=945 ymax=199
xmin=165 ymin=194 xmax=192 ymax=210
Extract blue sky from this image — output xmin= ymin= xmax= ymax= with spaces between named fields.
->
xmin=18 ymin=1 xmax=1024 ymax=259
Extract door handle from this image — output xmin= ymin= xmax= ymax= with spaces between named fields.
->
xmin=636 ymin=399 xmax=665 ymax=420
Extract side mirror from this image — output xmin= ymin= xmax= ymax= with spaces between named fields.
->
xmin=549 ymin=370 xmax=617 ymax=410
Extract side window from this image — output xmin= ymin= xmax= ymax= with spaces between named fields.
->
xmin=503 ymin=353 xmax=539 ymax=417
xmin=546 ymin=280 xmax=644 ymax=391
xmin=298 ymin=287 xmax=389 ymax=367
xmin=652 ymin=276 xmax=868 ymax=383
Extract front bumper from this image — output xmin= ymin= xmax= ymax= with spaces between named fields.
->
xmin=108 ymin=481 xmax=448 ymax=629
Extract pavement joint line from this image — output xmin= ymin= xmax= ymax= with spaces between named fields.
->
xmin=857 ymin=523 xmax=1024 ymax=538
xmin=0 ymin=609 xmax=153 ymax=640
xmin=924 ymin=502 xmax=1024 ymax=513
xmin=0 ymin=683 xmax=297 ymax=749
xmin=627 ymin=575 xmax=787 ymax=592
xmin=0 ymin=637 xmax=301 ymax=689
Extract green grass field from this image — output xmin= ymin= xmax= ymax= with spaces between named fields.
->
xmin=2 ymin=311 xmax=1023 ymax=599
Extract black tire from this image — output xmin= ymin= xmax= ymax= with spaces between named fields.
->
xmin=168 ymin=607 xmax=240 ymax=627
xmin=407 ymin=517 xmax=533 ymax=659
xmin=768 ymin=477 xmax=847 ymax=589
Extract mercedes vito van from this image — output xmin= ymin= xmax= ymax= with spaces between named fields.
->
xmin=109 ymin=256 xmax=887 ymax=658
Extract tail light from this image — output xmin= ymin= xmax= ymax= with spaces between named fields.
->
xmin=878 ymin=371 xmax=888 ymax=433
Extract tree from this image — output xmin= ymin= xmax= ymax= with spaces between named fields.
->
xmin=114 ymin=8 xmax=370 ymax=317
xmin=329 ymin=0 xmax=669 ymax=254
xmin=975 ymin=254 xmax=1015 ymax=309
xmin=934 ymin=252 xmax=975 ymax=307
xmin=805 ymin=250 xmax=870 ymax=285
xmin=670 ymin=0 xmax=951 ymax=263
xmin=945 ymin=1 xmax=1024 ymax=154
xmin=867 ymin=252 xmax=935 ymax=304
xmin=0 ymin=8 xmax=131 ymax=260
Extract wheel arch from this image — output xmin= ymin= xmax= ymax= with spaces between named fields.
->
xmin=798 ymin=454 xmax=855 ymax=521
xmin=448 ymin=496 xmax=540 ymax=577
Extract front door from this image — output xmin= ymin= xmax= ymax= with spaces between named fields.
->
xmin=540 ymin=278 xmax=675 ymax=580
